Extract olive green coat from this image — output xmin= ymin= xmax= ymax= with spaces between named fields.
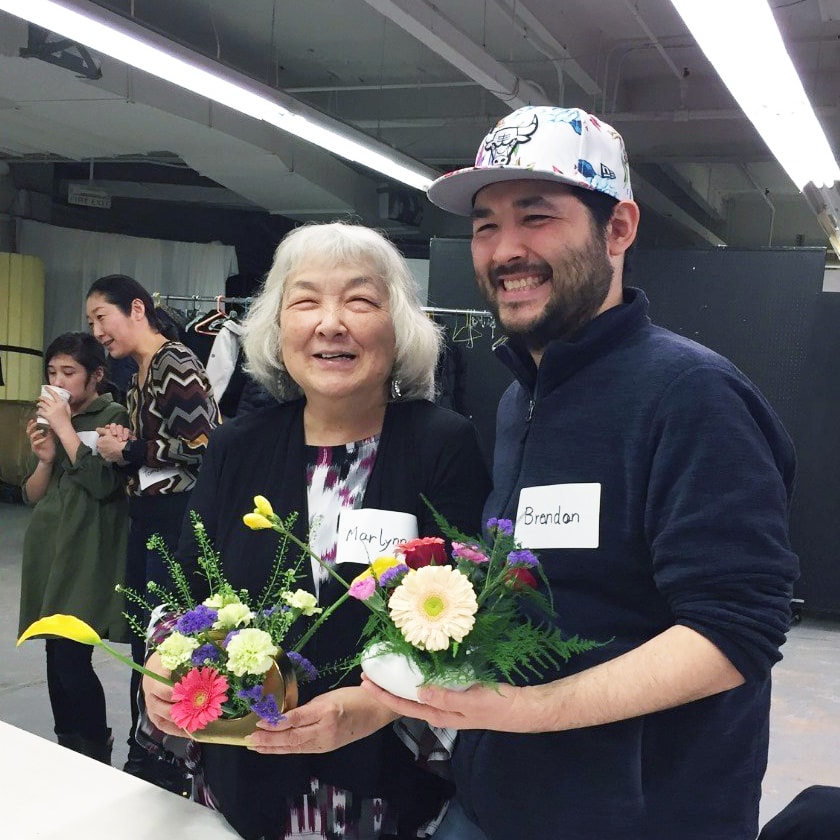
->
xmin=19 ymin=394 xmax=130 ymax=642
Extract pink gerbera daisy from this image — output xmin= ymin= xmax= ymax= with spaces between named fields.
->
xmin=170 ymin=667 xmax=229 ymax=732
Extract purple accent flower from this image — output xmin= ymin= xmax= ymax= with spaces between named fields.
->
xmin=176 ymin=604 xmax=218 ymax=634
xmin=452 ymin=541 xmax=489 ymax=564
xmin=236 ymin=684 xmax=264 ymax=702
xmin=223 ymin=629 xmax=240 ymax=648
xmin=191 ymin=643 xmax=222 ymax=666
xmin=507 ymin=549 xmax=539 ymax=568
xmin=287 ymin=650 xmax=319 ymax=682
xmin=487 ymin=517 xmax=514 ymax=535
xmin=262 ymin=606 xmax=277 ymax=617
xmin=377 ymin=564 xmax=409 ymax=587
xmin=252 ymin=694 xmax=284 ymax=726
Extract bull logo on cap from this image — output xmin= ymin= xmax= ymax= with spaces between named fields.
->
xmin=482 ymin=114 xmax=539 ymax=166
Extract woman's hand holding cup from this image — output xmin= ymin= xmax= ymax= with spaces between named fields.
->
xmin=36 ymin=385 xmax=72 ymax=429
xmin=26 ymin=418 xmax=56 ymax=463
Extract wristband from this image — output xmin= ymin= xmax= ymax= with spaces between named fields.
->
xmin=122 ymin=438 xmax=145 ymax=466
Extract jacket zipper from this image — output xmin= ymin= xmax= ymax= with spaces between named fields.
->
xmin=527 ymin=378 xmax=539 ymax=422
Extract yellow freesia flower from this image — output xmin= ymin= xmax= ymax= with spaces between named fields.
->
xmin=243 ymin=512 xmax=273 ymax=530
xmin=17 ymin=614 xmax=102 ymax=647
xmin=253 ymin=495 xmax=274 ymax=518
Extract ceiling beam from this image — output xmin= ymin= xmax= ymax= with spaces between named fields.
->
xmin=361 ymin=0 xmax=552 ymax=108
xmin=631 ymin=168 xmax=726 ymax=246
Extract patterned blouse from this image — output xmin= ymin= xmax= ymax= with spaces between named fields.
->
xmin=124 ymin=341 xmax=219 ymax=496
xmin=305 ymin=436 xmax=379 ymax=595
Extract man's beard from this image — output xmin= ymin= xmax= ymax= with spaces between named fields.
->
xmin=481 ymin=232 xmax=614 ymax=352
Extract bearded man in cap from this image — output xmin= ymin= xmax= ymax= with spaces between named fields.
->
xmin=364 ymin=106 xmax=799 ymax=840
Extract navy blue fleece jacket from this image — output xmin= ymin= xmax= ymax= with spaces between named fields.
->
xmin=453 ymin=288 xmax=798 ymax=840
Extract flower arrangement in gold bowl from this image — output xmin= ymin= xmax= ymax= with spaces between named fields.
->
xmin=18 ymin=505 xmax=337 ymax=746
xmin=245 ymin=496 xmax=602 ymax=702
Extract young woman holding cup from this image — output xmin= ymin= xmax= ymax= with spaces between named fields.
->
xmin=19 ymin=332 xmax=130 ymax=764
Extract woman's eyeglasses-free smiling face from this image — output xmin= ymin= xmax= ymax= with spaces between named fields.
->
xmin=280 ymin=261 xmax=397 ymax=405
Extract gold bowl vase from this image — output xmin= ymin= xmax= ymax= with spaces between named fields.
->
xmin=184 ymin=650 xmax=299 ymax=746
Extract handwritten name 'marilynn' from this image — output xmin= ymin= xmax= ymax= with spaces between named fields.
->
xmin=345 ymin=526 xmax=403 ymax=553
xmin=521 ymin=505 xmax=581 ymax=526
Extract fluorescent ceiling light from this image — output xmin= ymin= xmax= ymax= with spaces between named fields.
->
xmin=670 ymin=0 xmax=840 ymax=190
xmin=0 ymin=0 xmax=436 ymax=191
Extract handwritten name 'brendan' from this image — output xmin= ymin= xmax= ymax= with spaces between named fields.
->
xmin=521 ymin=505 xmax=581 ymax=526
xmin=345 ymin=526 xmax=403 ymax=554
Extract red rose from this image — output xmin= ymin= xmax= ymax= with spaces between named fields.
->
xmin=397 ymin=536 xmax=447 ymax=569
xmin=505 ymin=567 xmax=537 ymax=590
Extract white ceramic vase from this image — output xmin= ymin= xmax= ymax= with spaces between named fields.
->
xmin=360 ymin=643 xmax=475 ymax=703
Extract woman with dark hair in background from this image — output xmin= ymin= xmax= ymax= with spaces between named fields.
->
xmin=19 ymin=332 xmax=129 ymax=764
xmin=85 ymin=274 xmax=219 ymax=790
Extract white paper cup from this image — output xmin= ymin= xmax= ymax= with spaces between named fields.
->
xmin=37 ymin=385 xmax=71 ymax=426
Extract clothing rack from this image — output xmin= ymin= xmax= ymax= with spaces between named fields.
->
xmin=153 ymin=293 xmax=253 ymax=305
xmin=152 ymin=294 xmax=495 ymax=345
xmin=153 ymin=295 xmax=490 ymax=318
xmin=422 ymin=306 xmax=493 ymax=319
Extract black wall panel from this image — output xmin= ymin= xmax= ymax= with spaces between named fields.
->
xmin=428 ymin=238 xmax=512 ymax=468
xmin=430 ymin=240 xmax=838 ymax=615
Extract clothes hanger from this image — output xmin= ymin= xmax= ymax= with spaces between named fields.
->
xmin=192 ymin=295 xmax=229 ymax=335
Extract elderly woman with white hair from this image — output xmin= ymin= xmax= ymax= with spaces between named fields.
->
xmin=142 ymin=222 xmax=490 ymax=840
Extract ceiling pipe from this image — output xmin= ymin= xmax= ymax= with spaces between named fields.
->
xmin=619 ymin=0 xmax=688 ymax=109
xmin=487 ymin=0 xmax=602 ymax=101
xmin=286 ymin=81 xmax=478 ymax=93
xmin=740 ymin=163 xmax=776 ymax=246
xmin=621 ymin=0 xmax=685 ymax=83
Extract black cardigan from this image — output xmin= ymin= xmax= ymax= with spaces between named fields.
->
xmin=177 ymin=398 xmax=491 ymax=839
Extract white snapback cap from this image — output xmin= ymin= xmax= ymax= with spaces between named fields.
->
xmin=427 ymin=106 xmax=633 ymax=216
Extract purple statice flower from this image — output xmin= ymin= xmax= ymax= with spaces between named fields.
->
xmin=252 ymin=694 xmax=284 ymax=726
xmin=486 ymin=517 xmax=514 ymax=536
xmin=236 ymin=684 xmax=264 ymax=702
xmin=175 ymin=604 xmax=218 ymax=634
xmin=262 ymin=606 xmax=277 ymax=617
xmin=377 ymin=563 xmax=409 ymax=587
xmin=507 ymin=549 xmax=539 ymax=568
xmin=191 ymin=643 xmax=222 ymax=666
xmin=223 ymin=629 xmax=241 ymax=648
xmin=286 ymin=651 xmax=319 ymax=682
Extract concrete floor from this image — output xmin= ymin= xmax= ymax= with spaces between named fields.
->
xmin=2 ymin=499 xmax=840 ymax=831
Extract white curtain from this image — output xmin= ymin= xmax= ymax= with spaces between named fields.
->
xmin=17 ymin=219 xmax=239 ymax=344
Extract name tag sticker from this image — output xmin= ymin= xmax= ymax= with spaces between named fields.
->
xmin=138 ymin=465 xmax=180 ymax=491
xmin=514 ymin=483 xmax=601 ymax=549
xmin=336 ymin=509 xmax=419 ymax=566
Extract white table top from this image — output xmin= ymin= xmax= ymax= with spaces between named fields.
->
xmin=0 ymin=721 xmax=240 ymax=839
